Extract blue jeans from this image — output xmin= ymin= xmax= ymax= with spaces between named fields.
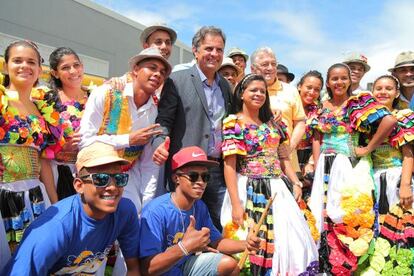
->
xmin=201 ymin=162 xmax=226 ymax=232
xmin=182 ymin=252 xmax=222 ymax=275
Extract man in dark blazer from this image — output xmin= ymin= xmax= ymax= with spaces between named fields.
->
xmin=152 ymin=26 xmax=232 ymax=231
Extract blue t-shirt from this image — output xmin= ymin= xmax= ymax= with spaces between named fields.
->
xmin=2 ymin=195 xmax=139 ymax=275
xmin=139 ymin=193 xmax=222 ymax=276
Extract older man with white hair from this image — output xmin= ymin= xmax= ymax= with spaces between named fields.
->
xmin=250 ymin=47 xmax=305 ymax=173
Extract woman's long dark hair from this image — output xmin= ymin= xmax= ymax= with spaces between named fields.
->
xmin=48 ymin=47 xmax=81 ymax=91
xmin=233 ymin=74 xmax=273 ymax=123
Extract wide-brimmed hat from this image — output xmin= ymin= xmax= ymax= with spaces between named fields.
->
xmin=139 ymin=23 xmax=177 ymax=45
xmin=172 ymin=146 xmax=219 ymax=171
xmin=277 ymin=64 xmax=295 ymax=82
xmin=129 ymin=47 xmax=172 ymax=76
xmin=219 ymin=57 xmax=241 ymax=75
xmin=388 ymin=51 xmax=414 ymax=72
xmin=227 ymin=47 xmax=249 ymax=62
xmin=76 ymin=142 xmax=130 ymax=172
xmin=343 ymin=52 xmax=371 ymax=72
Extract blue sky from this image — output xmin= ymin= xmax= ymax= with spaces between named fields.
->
xmin=93 ymin=0 xmax=413 ymax=87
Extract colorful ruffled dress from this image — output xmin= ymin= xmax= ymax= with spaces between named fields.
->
xmin=358 ymin=109 xmax=414 ymax=275
xmin=32 ymin=88 xmax=89 ymax=199
xmin=297 ymin=103 xmax=319 ymax=171
xmin=308 ymin=92 xmax=391 ymax=274
xmin=0 ymin=87 xmax=62 ymax=270
xmin=220 ymin=114 xmax=318 ymax=276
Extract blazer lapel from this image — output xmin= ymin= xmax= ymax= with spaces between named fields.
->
xmin=190 ymin=65 xmax=209 ymax=115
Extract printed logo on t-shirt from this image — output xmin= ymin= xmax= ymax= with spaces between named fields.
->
xmin=54 ymin=245 xmax=112 ymax=275
xmin=167 ymin=232 xmax=184 ymax=247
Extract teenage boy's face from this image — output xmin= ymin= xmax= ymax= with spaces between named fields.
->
xmin=75 ymin=163 xmax=125 ymax=220
xmin=175 ymin=166 xmax=209 ymax=200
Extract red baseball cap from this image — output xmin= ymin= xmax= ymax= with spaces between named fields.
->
xmin=172 ymin=146 xmax=219 ymax=171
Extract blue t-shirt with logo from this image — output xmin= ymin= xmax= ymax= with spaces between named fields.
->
xmin=2 ymin=195 xmax=139 ymax=275
xmin=139 ymin=193 xmax=222 ymax=276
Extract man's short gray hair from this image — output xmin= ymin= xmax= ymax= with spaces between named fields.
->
xmin=250 ymin=47 xmax=276 ymax=67
xmin=192 ymin=26 xmax=226 ymax=50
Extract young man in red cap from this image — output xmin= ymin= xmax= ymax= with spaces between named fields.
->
xmin=2 ymin=142 xmax=140 ymax=275
xmin=140 ymin=146 xmax=260 ymax=276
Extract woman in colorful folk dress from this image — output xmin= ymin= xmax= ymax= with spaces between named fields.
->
xmin=220 ymin=74 xmax=318 ymax=275
xmin=40 ymin=47 xmax=89 ymax=199
xmin=359 ymin=75 xmax=414 ymax=275
xmin=296 ymin=71 xmax=323 ymax=199
xmin=0 ymin=40 xmax=61 ymax=270
xmin=308 ymin=63 xmax=397 ymax=274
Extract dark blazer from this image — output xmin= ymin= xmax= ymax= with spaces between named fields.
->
xmin=153 ymin=64 xmax=232 ymax=171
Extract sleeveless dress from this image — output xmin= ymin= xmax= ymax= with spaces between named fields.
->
xmin=308 ymin=92 xmax=390 ymax=274
xmin=220 ymin=114 xmax=318 ymax=276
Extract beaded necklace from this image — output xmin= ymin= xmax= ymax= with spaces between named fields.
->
xmin=171 ymin=192 xmax=195 ymax=233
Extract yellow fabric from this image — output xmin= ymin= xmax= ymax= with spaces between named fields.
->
xmin=268 ymin=80 xmax=305 ymax=171
xmin=0 ymin=145 xmax=40 ymax=182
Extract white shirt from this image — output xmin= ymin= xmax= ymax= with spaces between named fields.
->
xmin=79 ymin=82 xmax=159 ymax=212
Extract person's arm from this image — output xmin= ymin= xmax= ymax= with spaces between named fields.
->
xmin=280 ymin=157 xmax=302 ymax=202
xmin=125 ymin=258 xmax=141 ymax=276
xmin=39 ymin=158 xmax=57 ymax=204
xmin=152 ymin=78 xmax=179 ymax=165
xmin=355 ymin=115 xmax=397 ymax=156
xmin=400 ymin=144 xmax=413 ymax=209
xmin=78 ymin=85 xmax=129 ymax=149
xmin=212 ymin=235 xmax=260 ymax=256
xmin=289 ymin=120 xmax=305 ymax=152
xmin=152 ymin=78 xmax=178 ymax=150
xmin=141 ymin=244 xmax=187 ymax=276
xmin=140 ymin=215 xmax=211 ymax=276
xmin=312 ymin=131 xmax=321 ymax=168
xmin=290 ymin=89 xmax=307 ymax=151
xmin=223 ymin=155 xmax=244 ymax=226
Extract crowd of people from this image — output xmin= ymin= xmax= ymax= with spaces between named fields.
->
xmin=0 ymin=22 xmax=413 ymax=276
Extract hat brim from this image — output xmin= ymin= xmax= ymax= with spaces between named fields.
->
xmin=77 ymin=156 xmax=130 ymax=172
xmin=287 ymin=73 xmax=295 ymax=82
xmin=129 ymin=54 xmax=172 ymax=76
xmin=139 ymin=25 xmax=177 ymax=45
xmin=174 ymin=160 xmax=219 ymax=171
xmin=344 ymin=60 xmax=371 ymax=72
xmin=219 ymin=63 xmax=242 ymax=75
xmin=388 ymin=62 xmax=414 ymax=72
xmin=278 ymin=72 xmax=295 ymax=82
xmin=228 ymin=53 xmax=249 ymax=62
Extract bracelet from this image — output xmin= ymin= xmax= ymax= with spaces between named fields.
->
xmin=178 ymin=241 xmax=189 ymax=256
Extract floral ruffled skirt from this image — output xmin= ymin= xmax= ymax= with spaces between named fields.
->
xmin=221 ymin=175 xmax=318 ymax=275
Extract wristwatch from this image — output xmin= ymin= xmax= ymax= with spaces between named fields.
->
xmin=293 ymin=181 xmax=303 ymax=188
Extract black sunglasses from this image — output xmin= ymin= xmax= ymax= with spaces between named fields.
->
xmin=176 ymin=171 xmax=210 ymax=183
xmin=80 ymin=173 xmax=129 ymax=188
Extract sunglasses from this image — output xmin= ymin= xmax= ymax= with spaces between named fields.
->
xmin=176 ymin=171 xmax=210 ymax=183
xmin=80 ymin=173 xmax=129 ymax=188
